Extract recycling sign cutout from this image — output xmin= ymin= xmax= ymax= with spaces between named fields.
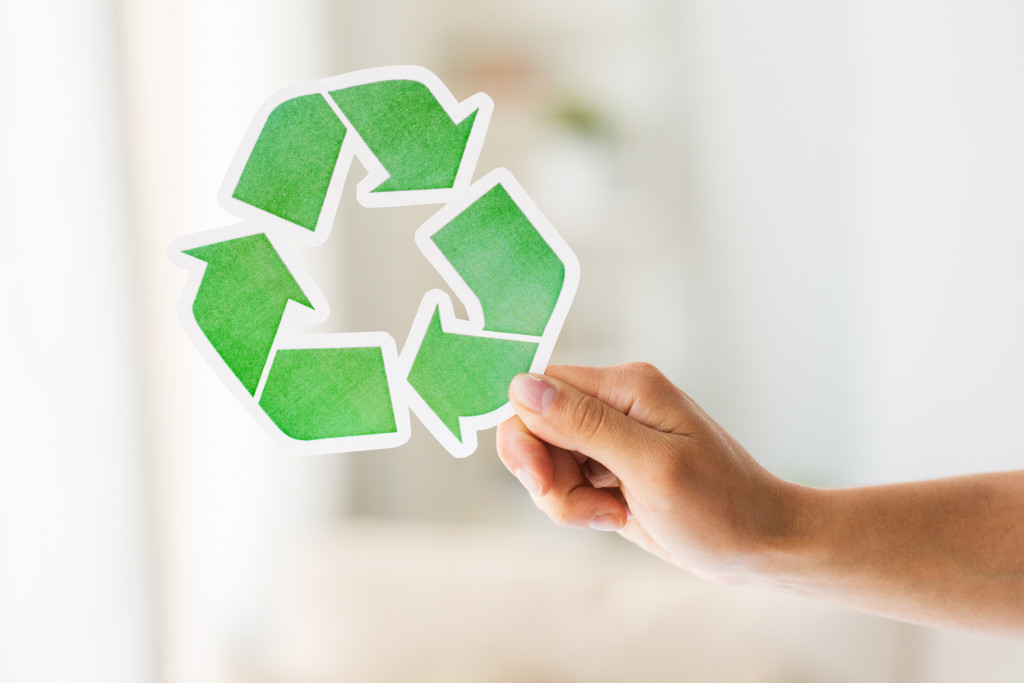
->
xmin=170 ymin=66 xmax=579 ymax=457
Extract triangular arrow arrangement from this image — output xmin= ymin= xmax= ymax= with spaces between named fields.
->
xmin=169 ymin=66 xmax=579 ymax=457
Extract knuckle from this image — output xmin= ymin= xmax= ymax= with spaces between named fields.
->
xmin=562 ymin=392 xmax=608 ymax=444
xmin=627 ymin=361 xmax=666 ymax=384
xmin=543 ymin=501 xmax=575 ymax=528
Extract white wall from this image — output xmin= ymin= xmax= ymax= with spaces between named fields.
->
xmin=850 ymin=0 xmax=1024 ymax=483
xmin=120 ymin=1 xmax=353 ymax=681
xmin=675 ymin=0 xmax=1024 ymax=485
xmin=674 ymin=1 xmax=860 ymax=484
xmin=0 ymin=2 xmax=153 ymax=681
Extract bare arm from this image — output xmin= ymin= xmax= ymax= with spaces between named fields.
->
xmin=776 ymin=472 xmax=1024 ymax=635
xmin=496 ymin=363 xmax=1024 ymax=638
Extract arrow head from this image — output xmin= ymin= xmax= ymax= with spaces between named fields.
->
xmin=407 ymin=300 xmax=539 ymax=444
xmin=183 ymin=233 xmax=313 ymax=310
xmin=329 ymin=80 xmax=481 ymax=193
xmin=182 ymin=233 xmax=313 ymax=394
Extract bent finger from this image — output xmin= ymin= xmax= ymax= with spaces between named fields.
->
xmin=532 ymin=445 xmax=627 ymax=530
xmin=509 ymin=373 xmax=671 ymax=486
xmin=496 ymin=414 xmax=554 ymax=496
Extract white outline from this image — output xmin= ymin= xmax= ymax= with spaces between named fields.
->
xmin=218 ymin=65 xmax=494 ymax=246
xmin=169 ymin=67 xmax=580 ymax=457
xmin=168 ymin=224 xmax=411 ymax=454
xmin=398 ymin=170 xmax=581 ymax=457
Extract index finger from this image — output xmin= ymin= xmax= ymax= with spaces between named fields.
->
xmin=496 ymin=413 xmax=554 ymax=495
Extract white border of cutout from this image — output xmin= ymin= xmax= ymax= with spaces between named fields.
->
xmin=169 ymin=66 xmax=579 ymax=457
xmin=218 ymin=65 xmax=494 ymax=247
xmin=399 ymin=169 xmax=580 ymax=457
xmin=168 ymin=223 xmax=412 ymax=455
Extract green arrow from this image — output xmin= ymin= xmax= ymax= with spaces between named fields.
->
xmin=183 ymin=233 xmax=312 ymax=395
xmin=431 ymin=183 xmax=565 ymax=336
xmin=232 ymin=94 xmax=347 ymax=231
xmin=407 ymin=305 xmax=539 ymax=442
xmin=259 ymin=346 xmax=397 ymax=440
xmin=329 ymin=80 xmax=478 ymax=193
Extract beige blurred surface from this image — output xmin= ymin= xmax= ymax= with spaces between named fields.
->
xmin=252 ymin=521 xmax=1024 ymax=683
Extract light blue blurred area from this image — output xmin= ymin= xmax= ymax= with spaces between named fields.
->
xmin=2 ymin=1 xmax=1023 ymax=681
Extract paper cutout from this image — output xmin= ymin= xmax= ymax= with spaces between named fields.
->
xmin=232 ymin=94 xmax=347 ymax=231
xmin=169 ymin=66 xmax=579 ymax=457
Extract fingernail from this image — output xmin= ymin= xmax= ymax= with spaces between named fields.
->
xmin=589 ymin=514 xmax=624 ymax=532
xmin=509 ymin=374 xmax=556 ymax=414
xmin=514 ymin=468 xmax=541 ymax=496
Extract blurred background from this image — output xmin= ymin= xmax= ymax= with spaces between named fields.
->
xmin=2 ymin=0 xmax=1024 ymax=681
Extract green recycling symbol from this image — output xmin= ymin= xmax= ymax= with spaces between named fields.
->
xmin=170 ymin=66 xmax=579 ymax=457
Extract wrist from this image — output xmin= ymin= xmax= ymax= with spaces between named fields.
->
xmin=746 ymin=481 xmax=836 ymax=592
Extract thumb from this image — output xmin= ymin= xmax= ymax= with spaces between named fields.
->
xmin=508 ymin=373 xmax=666 ymax=485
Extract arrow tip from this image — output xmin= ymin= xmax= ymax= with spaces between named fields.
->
xmin=370 ymin=106 xmax=479 ymax=194
xmin=409 ymin=305 xmax=465 ymax=441
xmin=182 ymin=233 xmax=313 ymax=310
xmin=407 ymin=301 xmax=540 ymax=446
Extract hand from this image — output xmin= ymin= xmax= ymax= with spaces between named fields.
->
xmin=496 ymin=363 xmax=802 ymax=584
xmin=498 ymin=363 xmax=1024 ymax=637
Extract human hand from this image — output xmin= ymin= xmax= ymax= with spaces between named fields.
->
xmin=499 ymin=363 xmax=1024 ymax=634
xmin=497 ymin=363 xmax=803 ymax=584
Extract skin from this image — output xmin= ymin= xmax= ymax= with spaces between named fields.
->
xmin=496 ymin=363 xmax=1024 ymax=638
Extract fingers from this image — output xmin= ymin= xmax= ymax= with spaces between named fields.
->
xmin=496 ymin=414 xmax=628 ymax=529
xmin=496 ymin=415 xmax=553 ymax=496
xmin=582 ymin=458 xmax=619 ymax=489
xmin=507 ymin=372 xmax=671 ymax=486
xmin=545 ymin=363 xmax=699 ymax=435
xmin=498 ymin=363 xmax=688 ymax=535
xmin=542 ymin=443 xmax=628 ymax=529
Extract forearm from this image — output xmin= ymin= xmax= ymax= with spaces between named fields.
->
xmin=758 ymin=471 xmax=1024 ymax=637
